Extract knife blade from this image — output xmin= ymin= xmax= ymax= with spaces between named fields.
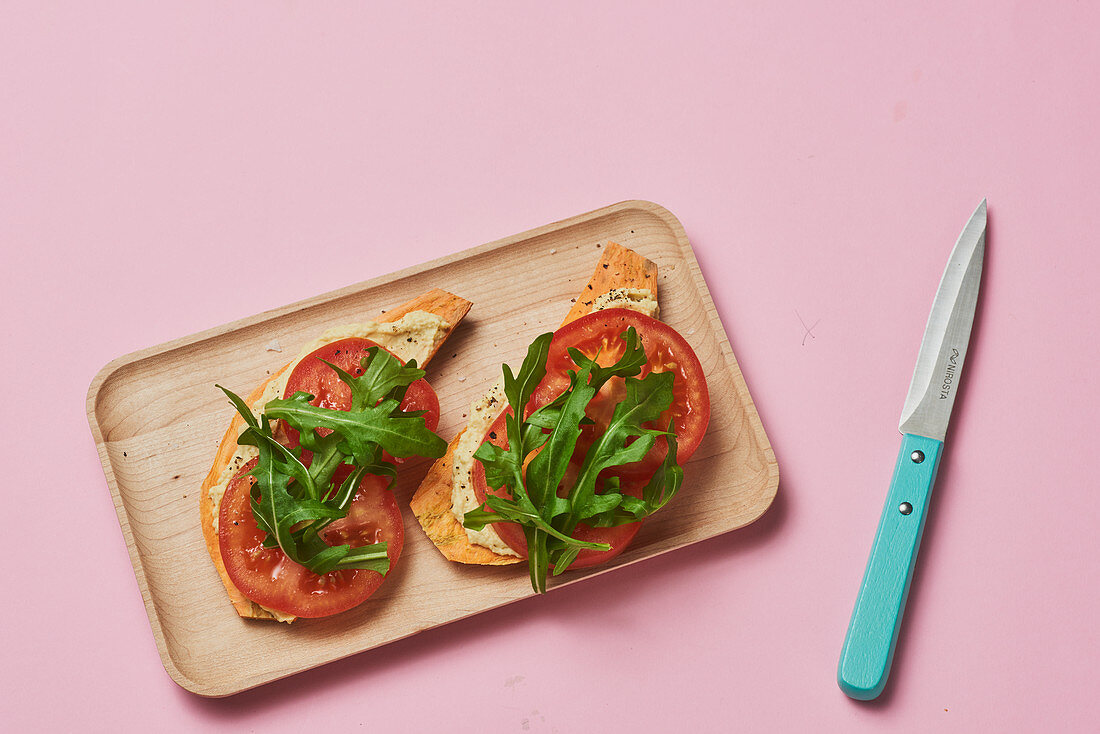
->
xmin=837 ymin=199 xmax=987 ymax=701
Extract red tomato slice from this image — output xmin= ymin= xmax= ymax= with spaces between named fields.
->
xmin=532 ymin=308 xmax=709 ymax=476
xmin=219 ymin=459 xmax=403 ymax=618
xmin=469 ymin=309 xmax=708 ymax=568
xmin=281 ymin=337 xmax=440 ymax=461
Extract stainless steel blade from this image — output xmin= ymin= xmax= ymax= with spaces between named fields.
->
xmin=898 ymin=200 xmax=987 ymax=441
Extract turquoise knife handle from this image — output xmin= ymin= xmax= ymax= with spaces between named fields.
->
xmin=838 ymin=433 xmax=943 ymax=700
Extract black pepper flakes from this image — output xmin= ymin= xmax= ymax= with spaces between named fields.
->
xmin=489 ymin=431 xmax=497 ymax=440
xmin=602 ymin=263 xmax=609 ymax=269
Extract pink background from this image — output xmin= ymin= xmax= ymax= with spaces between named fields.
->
xmin=3 ymin=2 xmax=1097 ymax=731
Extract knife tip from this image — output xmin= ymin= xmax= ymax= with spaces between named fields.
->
xmin=973 ymin=198 xmax=988 ymax=225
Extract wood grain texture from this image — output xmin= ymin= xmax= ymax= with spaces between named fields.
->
xmin=86 ymin=200 xmax=779 ymax=697
xmin=409 ymin=241 xmax=661 ymax=565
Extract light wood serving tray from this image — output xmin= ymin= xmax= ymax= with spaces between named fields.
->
xmin=87 ymin=200 xmax=779 ymax=696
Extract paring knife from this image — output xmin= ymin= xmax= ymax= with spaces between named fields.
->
xmin=838 ymin=200 xmax=987 ymax=700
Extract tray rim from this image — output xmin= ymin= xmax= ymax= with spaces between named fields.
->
xmin=86 ymin=199 xmax=779 ymax=696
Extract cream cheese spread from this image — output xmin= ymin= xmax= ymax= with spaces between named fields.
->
xmin=591 ymin=287 xmax=660 ymax=319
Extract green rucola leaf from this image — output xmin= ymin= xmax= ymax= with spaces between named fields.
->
xmin=526 ymin=526 xmax=550 ymax=595
xmin=301 ymin=429 xmax=351 ymax=495
xmin=550 ymin=546 xmax=581 ymax=576
xmin=464 ymin=494 xmax=599 ymax=547
xmin=334 ymin=543 xmax=390 ymax=574
xmin=582 ymin=422 xmax=684 ymax=528
xmin=240 ymin=421 xmax=344 ymax=564
xmin=236 ymin=422 xmax=319 ymax=500
xmin=216 ymin=384 xmax=260 ymax=430
xmin=473 ymin=438 xmax=519 ymax=491
xmin=266 ymin=393 xmax=446 ymax=461
xmin=503 ymin=332 xmax=554 ymax=416
xmin=292 ymin=543 xmax=354 ymax=575
xmin=577 ymin=491 xmax=625 ymax=518
xmin=565 ymin=325 xmax=647 ymax=389
xmin=320 ymin=348 xmax=425 ymax=411
xmin=554 ymin=370 xmax=674 ymax=538
xmin=522 ymin=359 xmax=595 ymax=514
xmin=642 ymin=427 xmax=683 ymax=511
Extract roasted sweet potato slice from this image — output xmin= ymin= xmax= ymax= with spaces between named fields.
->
xmin=200 ymin=289 xmax=473 ymax=620
xmin=410 ymin=243 xmax=658 ymax=565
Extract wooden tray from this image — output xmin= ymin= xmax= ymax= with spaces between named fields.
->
xmin=86 ymin=200 xmax=779 ymax=696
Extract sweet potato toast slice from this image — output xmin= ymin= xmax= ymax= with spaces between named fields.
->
xmin=200 ymin=288 xmax=473 ymax=620
xmin=410 ymin=243 xmax=658 ymax=565
xmin=558 ymin=242 xmax=659 ymax=327
xmin=377 ymin=288 xmax=473 ymax=340
xmin=407 ymin=430 xmax=523 ymax=565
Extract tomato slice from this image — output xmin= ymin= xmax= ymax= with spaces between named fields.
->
xmin=531 ymin=308 xmax=709 ymax=477
xmin=281 ymin=337 xmax=440 ymax=460
xmin=468 ymin=309 xmax=709 ymax=568
xmin=219 ymin=459 xmax=403 ymax=618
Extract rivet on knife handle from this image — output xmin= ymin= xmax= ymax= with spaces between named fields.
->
xmin=838 ymin=434 xmax=943 ymax=700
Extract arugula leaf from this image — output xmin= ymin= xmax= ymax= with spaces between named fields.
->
xmin=555 ymin=370 xmax=674 ymax=533
xmin=503 ymin=333 xmax=554 ymax=418
xmin=319 ymin=348 xmax=425 ymax=411
xmin=473 ymin=439 xmax=520 ymax=491
xmin=235 ymin=414 xmax=345 ymax=566
xmin=523 ymin=358 xmax=595 ymax=518
xmin=217 ymin=346 xmax=443 ymax=578
xmin=217 ymin=384 xmax=259 ymax=429
xmin=581 ymin=424 xmax=683 ymax=528
xmin=464 ymin=326 xmax=686 ymax=593
xmin=266 ymin=392 xmax=445 ymax=462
